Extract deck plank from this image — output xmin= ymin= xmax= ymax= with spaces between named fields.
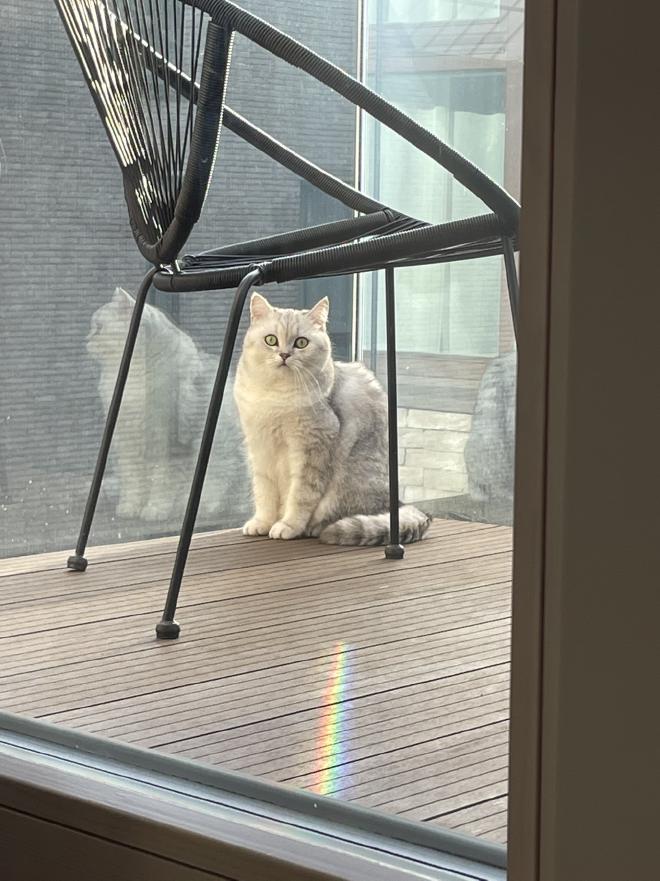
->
xmin=0 ymin=520 xmax=512 ymax=845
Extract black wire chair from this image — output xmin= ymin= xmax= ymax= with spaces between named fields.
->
xmin=56 ymin=0 xmax=520 ymax=640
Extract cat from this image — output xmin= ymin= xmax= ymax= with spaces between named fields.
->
xmin=464 ymin=350 xmax=516 ymax=510
xmin=87 ymin=287 xmax=249 ymax=525
xmin=234 ymin=292 xmax=431 ymax=546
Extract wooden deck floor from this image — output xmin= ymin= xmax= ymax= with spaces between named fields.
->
xmin=0 ymin=520 xmax=512 ymax=844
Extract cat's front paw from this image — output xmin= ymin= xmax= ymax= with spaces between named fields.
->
xmin=242 ymin=518 xmax=273 ymax=536
xmin=269 ymin=520 xmax=302 ymax=540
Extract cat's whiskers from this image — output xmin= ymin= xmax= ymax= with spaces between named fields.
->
xmin=292 ymin=365 xmax=315 ymax=405
xmin=291 ymin=364 xmax=305 ymax=398
xmin=292 ymin=366 xmax=320 ymax=408
xmin=294 ymin=362 xmax=325 ymax=406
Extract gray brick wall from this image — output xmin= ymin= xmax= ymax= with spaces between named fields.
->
xmin=0 ymin=0 xmax=358 ymax=556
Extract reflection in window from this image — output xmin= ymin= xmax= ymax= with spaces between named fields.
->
xmin=360 ymin=0 xmax=520 ymax=519
xmin=386 ymin=0 xmax=501 ymax=23
xmin=364 ymin=70 xmax=505 ymax=356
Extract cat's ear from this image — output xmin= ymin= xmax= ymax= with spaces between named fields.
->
xmin=112 ymin=287 xmax=135 ymax=310
xmin=307 ymin=296 xmax=330 ymax=329
xmin=250 ymin=292 xmax=272 ymax=322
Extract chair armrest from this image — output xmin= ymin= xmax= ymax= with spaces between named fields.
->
xmin=187 ymin=211 xmax=418 ymax=263
xmin=258 ymin=214 xmax=508 ymax=284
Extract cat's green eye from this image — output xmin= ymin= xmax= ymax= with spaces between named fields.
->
xmin=293 ymin=337 xmax=309 ymax=349
xmin=264 ymin=334 xmax=278 ymax=346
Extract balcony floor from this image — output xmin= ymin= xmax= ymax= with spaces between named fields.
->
xmin=0 ymin=519 xmax=512 ymax=844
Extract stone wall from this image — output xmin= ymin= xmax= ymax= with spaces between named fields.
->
xmin=398 ymin=408 xmax=472 ymax=503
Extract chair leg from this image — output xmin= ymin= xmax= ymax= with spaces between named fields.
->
xmin=384 ymin=267 xmax=404 ymax=560
xmin=156 ymin=268 xmax=263 ymax=640
xmin=67 ymin=268 xmax=157 ymax=572
xmin=502 ymin=236 xmax=519 ymax=342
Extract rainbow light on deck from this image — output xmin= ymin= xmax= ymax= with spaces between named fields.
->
xmin=314 ymin=641 xmax=350 ymax=796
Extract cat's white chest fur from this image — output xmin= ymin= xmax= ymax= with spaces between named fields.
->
xmin=235 ymin=385 xmax=296 ymax=492
xmin=233 ymin=340 xmax=331 ymax=539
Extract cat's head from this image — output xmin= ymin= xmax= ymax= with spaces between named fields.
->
xmin=87 ymin=288 xmax=136 ymax=359
xmin=241 ymin=293 xmax=332 ymax=388
xmin=86 ymin=287 xmax=163 ymax=360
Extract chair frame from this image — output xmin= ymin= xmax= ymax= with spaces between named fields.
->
xmin=57 ymin=0 xmax=520 ymax=640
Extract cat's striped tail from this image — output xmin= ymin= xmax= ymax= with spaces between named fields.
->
xmin=318 ymin=505 xmax=431 ymax=547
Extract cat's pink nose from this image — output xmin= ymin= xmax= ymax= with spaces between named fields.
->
xmin=279 ymin=352 xmax=291 ymax=363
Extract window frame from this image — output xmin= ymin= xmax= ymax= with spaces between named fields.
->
xmin=1 ymin=1 xmax=544 ymax=877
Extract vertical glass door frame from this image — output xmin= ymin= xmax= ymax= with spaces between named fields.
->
xmin=509 ymin=1 xmax=660 ymax=880
xmin=507 ymin=0 xmax=556 ymax=874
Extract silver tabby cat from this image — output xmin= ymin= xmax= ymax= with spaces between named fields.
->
xmin=234 ymin=292 xmax=431 ymax=545
xmin=88 ymin=288 xmax=249 ymax=525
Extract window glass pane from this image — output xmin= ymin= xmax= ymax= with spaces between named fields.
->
xmin=2 ymin=0 xmax=523 ymax=858
xmin=363 ymin=70 xmax=505 ymax=356
xmin=357 ymin=0 xmax=522 ymax=841
xmin=386 ymin=0 xmax=501 ymax=22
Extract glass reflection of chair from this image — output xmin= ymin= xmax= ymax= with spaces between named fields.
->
xmin=56 ymin=0 xmax=520 ymax=639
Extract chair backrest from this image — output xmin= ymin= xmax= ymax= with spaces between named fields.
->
xmin=55 ymin=0 xmax=233 ymax=265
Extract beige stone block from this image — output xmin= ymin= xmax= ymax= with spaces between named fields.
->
xmin=438 ymin=452 xmax=466 ymax=473
xmin=402 ymin=485 xmax=425 ymax=503
xmin=404 ymin=486 xmax=457 ymax=503
xmin=423 ymin=468 xmax=468 ymax=493
xmin=399 ymin=465 xmax=424 ymax=485
xmin=422 ymin=429 xmax=469 ymax=453
xmin=406 ymin=448 xmax=466 ymax=472
xmin=399 ymin=428 xmax=425 ymax=449
xmin=397 ymin=408 xmax=408 ymax=428
xmin=407 ymin=409 xmax=472 ymax=432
